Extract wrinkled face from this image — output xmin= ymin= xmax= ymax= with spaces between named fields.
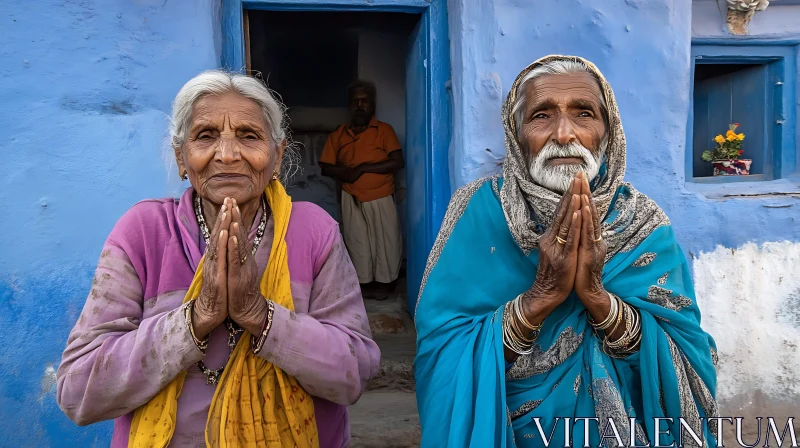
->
xmin=175 ymin=92 xmax=284 ymax=206
xmin=518 ymin=72 xmax=608 ymax=193
xmin=349 ymin=88 xmax=374 ymax=127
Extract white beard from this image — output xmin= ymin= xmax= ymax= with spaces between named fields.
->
xmin=527 ymin=140 xmax=606 ymax=193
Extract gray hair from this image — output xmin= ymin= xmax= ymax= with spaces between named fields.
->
xmin=347 ymin=79 xmax=377 ymax=103
xmin=170 ymin=70 xmax=300 ymax=184
xmin=511 ymin=59 xmax=607 ymax=137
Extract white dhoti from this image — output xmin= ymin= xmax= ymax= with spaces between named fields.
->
xmin=341 ymin=190 xmax=403 ymax=284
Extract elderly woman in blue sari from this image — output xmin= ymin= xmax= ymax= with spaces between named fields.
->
xmin=414 ymin=55 xmax=719 ymax=447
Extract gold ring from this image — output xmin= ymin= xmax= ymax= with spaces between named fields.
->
xmin=240 ymin=253 xmax=248 ymax=264
xmin=594 ymin=235 xmax=603 ymax=243
xmin=556 ymin=236 xmax=567 ymax=245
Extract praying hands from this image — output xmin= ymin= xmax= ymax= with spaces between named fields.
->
xmin=191 ymin=197 xmax=270 ymax=339
xmin=516 ymin=171 xmax=624 ymax=347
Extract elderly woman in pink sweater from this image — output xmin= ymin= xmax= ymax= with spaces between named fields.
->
xmin=56 ymin=70 xmax=380 ymax=447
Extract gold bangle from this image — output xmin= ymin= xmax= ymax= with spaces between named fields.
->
xmin=251 ymin=300 xmax=275 ymax=355
xmin=607 ymin=304 xmax=635 ymax=349
xmin=603 ymin=302 xmax=642 ymax=356
xmin=185 ymin=300 xmax=209 ymax=352
xmin=513 ymin=297 xmax=540 ymax=342
xmin=589 ymin=292 xmax=617 ymax=330
xmin=508 ymin=302 xmax=535 ymax=344
xmin=513 ymin=295 xmax=542 ymax=332
xmin=502 ymin=302 xmax=534 ymax=355
xmin=607 ymin=298 xmax=625 ymax=335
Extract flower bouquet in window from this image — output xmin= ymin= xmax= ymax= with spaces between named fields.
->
xmin=701 ymin=123 xmax=752 ymax=176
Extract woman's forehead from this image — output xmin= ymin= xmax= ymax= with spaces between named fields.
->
xmin=191 ymin=92 xmax=265 ymax=123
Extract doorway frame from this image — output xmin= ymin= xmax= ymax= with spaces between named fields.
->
xmin=221 ymin=0 xmax=452 ymax=301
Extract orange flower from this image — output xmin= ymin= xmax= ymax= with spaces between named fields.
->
xmin=726 ymin=130 xmax=737 ymax=141
xmin=714 ymin=135 xmax=726 ymax=144
xmin=737 ymin=133 xmax=745 ymax=140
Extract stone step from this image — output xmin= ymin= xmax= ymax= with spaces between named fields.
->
xmin=367 ymin=307 xmax=418 ymax=392
xmin=363 ymin=290 xmax=418 ymax=391
xmin=367 ymin=358 xmax=415 ymax=392
xmin=349 ymin=390 xmax=421 ymax=448
xmin=364 ymin=293 xmax=412 ymax=336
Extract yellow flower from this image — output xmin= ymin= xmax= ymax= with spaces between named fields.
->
xmin=726 ymin=130 xmax=737 ymax=141
xmin=737 ymin=133 xmax=745 ymax=140
xmin=714 ymin=135 xmax=726 ymax=144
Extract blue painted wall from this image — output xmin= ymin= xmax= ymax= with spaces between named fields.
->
xmin=447 ymin=0 xmax=800 ymax=259
xmin=2 ymin=0 xmax=799 ymax=444
xmin=0 ymin=1 xmax=220 ymax=445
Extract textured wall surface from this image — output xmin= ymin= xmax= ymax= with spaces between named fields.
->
xmin=0 ymin=0 xmax=220 ymax=445
xmin=695 ymin=241 xmax=800 ymax=406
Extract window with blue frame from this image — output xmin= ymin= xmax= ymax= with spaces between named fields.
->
xmin=689 ymin=45 xmax=797 ymax=183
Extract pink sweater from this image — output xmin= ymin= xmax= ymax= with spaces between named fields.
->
xmin=56 ymin=188 xmax=380 ymax=447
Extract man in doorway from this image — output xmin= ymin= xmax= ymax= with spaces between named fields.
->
xmin=319 ymin=80 xmax=405 ymax=300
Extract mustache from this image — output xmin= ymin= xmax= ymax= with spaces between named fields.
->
xmin=532 ymin=141 xmax=595 ymax=166
xmin=526 ymin=140 xmax=606 ymax=193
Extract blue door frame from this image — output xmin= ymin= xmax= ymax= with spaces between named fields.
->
xmin=221 ymin=0 xmax=452 ymax=308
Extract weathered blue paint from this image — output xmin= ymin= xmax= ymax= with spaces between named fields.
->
xmin=403 ymin=0 xmax=452 ymax=306
xmin=3 ymin=0 xmax=800 ymax=444
xmin=0 ymin=0 xmax=220 ymax=445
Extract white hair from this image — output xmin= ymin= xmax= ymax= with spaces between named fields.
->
xmin=511 ymin=59 xmax=607 ymax=137
xmin=169 ymin=70 xmax=300 ymax=184
xmin=528 ymin=139 xmax=607 ymax=193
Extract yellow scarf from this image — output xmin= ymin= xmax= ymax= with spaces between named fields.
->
xmin=129 ymin=181 xmax=319 ymax=447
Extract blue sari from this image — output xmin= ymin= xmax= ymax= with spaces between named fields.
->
xmin=414 ymin=177 xmax=718 ymax=447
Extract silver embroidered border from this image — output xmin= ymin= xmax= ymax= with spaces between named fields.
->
xmin=414 ymin=177 xmax=490 ymax=319
xmin=592 ymin=377 xmax=635 ymax=448
xmin=682 ymin=351 xmax=719 ymax=440
xmin=667 ymin=336 xmax=704 ymax=448
xmin=509 ymin=399 xmax=543 ymax=420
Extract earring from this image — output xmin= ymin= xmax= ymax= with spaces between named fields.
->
xmin=272 ymin=171 xmax=279 ymax=180
xmin=181 ymin=171 xmax=188 ymax=180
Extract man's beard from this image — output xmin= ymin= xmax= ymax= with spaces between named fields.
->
xmin=352 ymin=109 xmax=371 ymax=126
xmin=527 ymin=140 xmax=606 ymax=193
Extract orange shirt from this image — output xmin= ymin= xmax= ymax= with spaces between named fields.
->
xmin=320 ymin=116 xmax=402 ymax=203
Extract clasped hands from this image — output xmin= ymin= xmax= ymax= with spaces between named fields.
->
xmin=192 ymin=197 xmax=267 ymax=340
xmin=340 ymin=164 xmax=365 ymax=184
xmin=530 ymin=172 xmax=609 ymax=310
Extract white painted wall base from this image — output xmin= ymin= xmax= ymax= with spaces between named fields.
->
xmin=694 ymin=241 xmax=800 ymax=406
